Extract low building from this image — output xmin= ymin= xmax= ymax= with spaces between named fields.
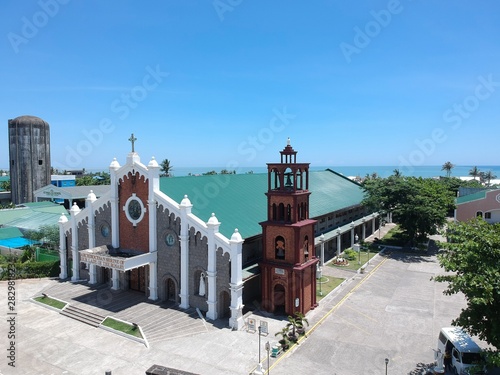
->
xmin=455 ymin=188 xmax=500 ymax=223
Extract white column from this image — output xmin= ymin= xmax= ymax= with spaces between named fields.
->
xmin=350 ymin=224 xmax=355 ymax=247
xmin=372 ymin=216 xmax=376 ymax=234
xmin=89 ymin=266 xmax=97 ymax=284
xmin=336 ymin=231 xmax=341 ymax=257
xmin=362 ymin=219 xmax=366 ymax=241
xmin=111 ymin=269 xmax=120 ymax=290
xmin=86 ymin=190 xmax=97 ymax=284
xmin=229 ymin=229 xmax=244 ymax=330
xmin=206 ymin=213 xmax=220 ymax=320
xmin=179 ymin=195 xmax=192 ymax=309
xmin=70 ymin=203 xmax=81 ymax=282
xmin=149 ymin=254 xmax=158 ymax=300
xmin=109 ymin=158 xmax=121 ymax=248
xmin=58 ymin=213 xmax=68 ymax=279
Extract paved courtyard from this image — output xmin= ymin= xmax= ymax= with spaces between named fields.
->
xmin=0 ymin=236 xmax=477 ymax=375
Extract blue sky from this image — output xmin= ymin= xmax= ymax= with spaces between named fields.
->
xmin=1 ymin=1 xmax=499 ymax=172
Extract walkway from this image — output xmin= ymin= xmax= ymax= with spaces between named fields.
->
xmin=40 ymin=281 xmax=211 ymax=344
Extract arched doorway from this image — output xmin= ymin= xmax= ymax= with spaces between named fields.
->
xmin=165 ymin=278 xmax=176 ymax=302
xmin=219 ymin=291 xmax=230 ymax=318
xmin=274 ymin=284 xmax=286 ymax=315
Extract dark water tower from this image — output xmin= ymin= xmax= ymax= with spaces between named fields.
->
xmin=8 ymin=115 xmax=51 ymax=204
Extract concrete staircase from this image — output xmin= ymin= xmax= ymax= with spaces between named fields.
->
xmin=60 ymin=305 xmax=106 ymax=327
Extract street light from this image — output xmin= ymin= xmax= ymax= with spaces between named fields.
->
xmin=254 ymin=325 xmax=263 ymax=374
xmin=265 ymin=341 xmax=270 ymax=375
xmin=385 ymin=358 xmax=389 ymax=375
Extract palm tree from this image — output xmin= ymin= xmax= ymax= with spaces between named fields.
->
xmin=441 ymin=161 xmax=454 ymax=178
xmin=393 ymin=169 xmax=402 ymax=177
xmin=482 ymin=170 xmax=497 ymax=186
xmin=160 ymin=159 xmax=173 ymax=177
xmin=469 ymin=166 xmax=481 ymax=180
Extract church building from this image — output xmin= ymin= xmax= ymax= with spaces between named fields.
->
xmin=58 ymin=137 xmax=245 ymax=329
xmin=57 ymin=136 xmax=380 ymax=328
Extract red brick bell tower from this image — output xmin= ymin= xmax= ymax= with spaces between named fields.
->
xmin=260 ymin=138 xmax=318 ymax=315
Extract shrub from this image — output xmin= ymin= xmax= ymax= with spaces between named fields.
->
xmin=0 ymin=260 xmax=60 ymax=280
xmin=344 ymin=249 xmax=357 ymax=261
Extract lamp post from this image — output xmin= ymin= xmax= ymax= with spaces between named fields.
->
xmin=265 ymin=341 xmax=270 ymax=375
xmin=254 ymin=325 xmax=263 ymax=374
xmin=385 ymin=358 xmax=389 ymax=375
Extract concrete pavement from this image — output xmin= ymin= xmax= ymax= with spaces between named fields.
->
xmin=0 ymin=225 xmax=474 ymax=375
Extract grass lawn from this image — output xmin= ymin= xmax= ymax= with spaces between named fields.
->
xmin=328 ymin=251 xmax=378 ymax=272
xmin=316 ymin=276 xmax=345 ymax=301
xmin=102 ymin=317 xmax=142 ymax=338
xmin=34 ymin=295 xmax=66 ymax=309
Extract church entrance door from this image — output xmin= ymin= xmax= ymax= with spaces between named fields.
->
xmin=273 ymin=284 xmax=286 ymax=315
xmin=166 ymin=278 xmax=176 ymax=302
xmin=129 ymin=266 xmax=146 ymax=292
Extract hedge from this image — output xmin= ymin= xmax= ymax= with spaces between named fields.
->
xmin=0 ymin=260 xmax=60 ymax=280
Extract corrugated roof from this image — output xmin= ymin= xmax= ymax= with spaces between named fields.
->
xmin=0 ymin=202 xmax=67 ymax=231
xmin=0 ymin=227 xmax=23 ymax=240
xmin=456 ymin=190 xmax=491 ymax=205
xmin=160 ymin=170 xmax=364 ymax=239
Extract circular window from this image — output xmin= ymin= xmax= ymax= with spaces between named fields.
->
xmin=165 ymin=233 xmax=176 ymax=246
xmin=128 ymin=199 xmax=142 ymax=220
xmin=100 ymin=224 xmax=110 ymax=237
xmin=123 ymin=194 xmax=146 ymax=226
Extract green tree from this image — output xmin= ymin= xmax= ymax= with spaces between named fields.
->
xmin=481 ymin=170 xmax=497 ymax=187
xmin=434 ymin=218 xmax=500 ymax=366
xmin=0 ymin=180 xmax=11 ymax=191
xmin=441 ymin=161 xmax=455 ymax=178
xmin=469 ymin=166 xmax=481 ymax=180
xmin=363 ymin=176 xmax=454 ymax=243
xmin=160 ymin=159 xmax=173 ymax=177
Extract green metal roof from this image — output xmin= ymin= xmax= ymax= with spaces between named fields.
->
xmin=160 ymin=169 xmax=364 ymax=239
xmin=0 ymin=202 xmax=67 ymax=231
xmin=0 ymin=227 xmax=23 ymax=240
xmin=456 ymin=190 xmax=491 ymax=205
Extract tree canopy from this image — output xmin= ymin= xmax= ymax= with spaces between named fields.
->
xmin=362 ymin=175 xmax=455 ymax=242
xmin=442 ymin=161 xmax=455 ymax=177
xmin=434 ymin=218 xmax=500 ymax=365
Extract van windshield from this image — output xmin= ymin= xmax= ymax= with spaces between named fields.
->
xmin=462 ymin=352 xmax=482 ymax=365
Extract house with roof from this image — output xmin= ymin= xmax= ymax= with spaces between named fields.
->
xmin=455 ymin=187 xmax=500 ymax=223
xmin=56 ymin=137 xmax=379 ymax=327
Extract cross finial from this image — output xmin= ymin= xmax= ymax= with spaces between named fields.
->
xmin=128 ymin=133 xmax=137 ymax=152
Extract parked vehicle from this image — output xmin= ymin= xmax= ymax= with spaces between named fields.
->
xmin=435 ymin=327 xmax=486 ymax=374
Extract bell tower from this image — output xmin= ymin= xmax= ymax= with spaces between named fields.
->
xmin=260 ymin=138 xmax=318 ymax=315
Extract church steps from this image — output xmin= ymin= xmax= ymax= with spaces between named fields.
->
xmin=60 ymin=305 xmax=106 ymax=327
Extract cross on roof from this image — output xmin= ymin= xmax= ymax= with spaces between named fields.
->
xmin=128 ymin=133 xmax=137 ymax=152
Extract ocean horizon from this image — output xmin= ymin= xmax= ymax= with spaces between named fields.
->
xmin=165 ymin=165 xmax=500 ymax=179
xmin=3 ymin=165 xmax=496 ymax=179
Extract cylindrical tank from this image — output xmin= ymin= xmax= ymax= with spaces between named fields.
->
xmin=8 ymin=115 xmax=51 ymax=204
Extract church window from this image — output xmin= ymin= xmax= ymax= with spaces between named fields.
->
xmin=286 ymin=204 xmax=292 ymax=222
xmin=275 ymin=236 xmax=285 ymax=260
xmin=476 ymin=211 xmax=483 ymax=218
xmin=123 ymin=194 xmax=146 ymax=226
xmin=278 ymin=203 xmax=285 ymax=221
xmin=165 ymin=233 xmax=176 ymax=246
xmin=272 ymin=204 xmax=277 ymax=221
xmin=100 ymin=223 xmax=110 ymax=237
xmin=303 ymin=235 xmax=309 ymax=261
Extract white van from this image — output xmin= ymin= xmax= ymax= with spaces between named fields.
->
xmin=435 ymin=327 xmax=486 ymax=374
